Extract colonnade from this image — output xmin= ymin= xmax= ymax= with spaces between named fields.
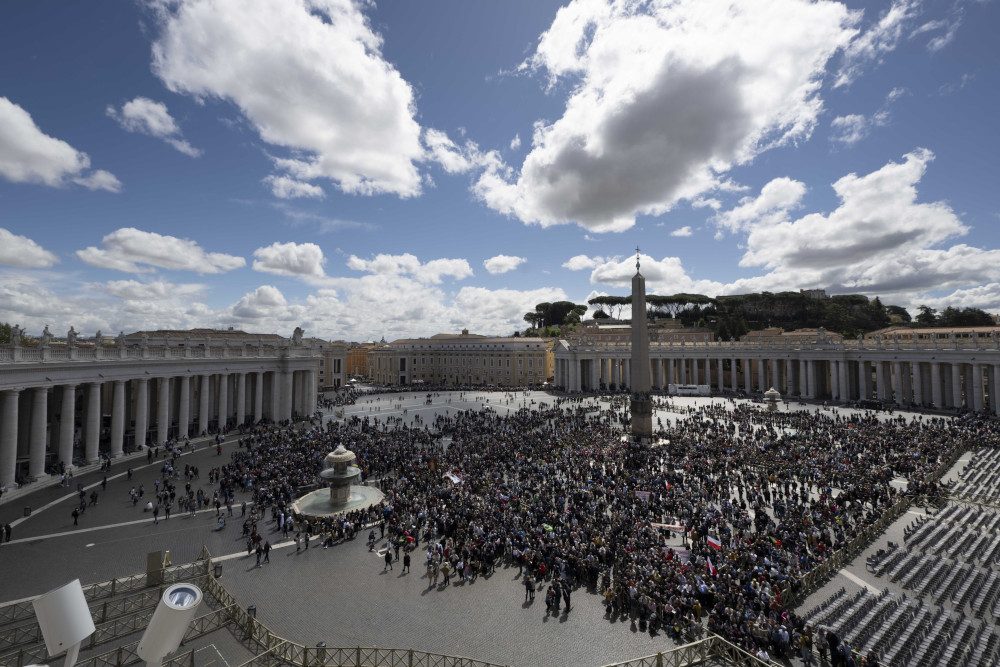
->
xmin=0 ymin=368 xmax=317 ymax=487
xmin=556 ymin=348 xmax=1000 ymax=415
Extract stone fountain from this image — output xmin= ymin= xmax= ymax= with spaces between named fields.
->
xmin=291 ymin=444 xmax=384 ymax=519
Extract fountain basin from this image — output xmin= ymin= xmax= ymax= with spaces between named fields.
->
xmin=291 ymin=485 xmax=385 ymax=519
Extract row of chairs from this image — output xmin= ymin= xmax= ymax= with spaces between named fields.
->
xmin=801 ymin=586 xmax=846 ymax=624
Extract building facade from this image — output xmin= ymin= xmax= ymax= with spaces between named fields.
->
xmin=367 ymin=330 xmax=555 ymax=386
xmin=0 ymin=326 xmax=322 ymax=485
xmin=315 ymin=340 xmax=348 ymax=391
xmin=554 ymin=325 xmax=1000 ymax=414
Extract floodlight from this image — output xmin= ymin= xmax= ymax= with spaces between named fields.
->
xmin=32 ymin=579 xmax=95 ymax=667
xmin=136 ymin=583 xmax=203 ymax=667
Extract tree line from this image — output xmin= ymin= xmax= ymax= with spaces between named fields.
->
xmin=583 ymin=293 xmax=995 ymax=340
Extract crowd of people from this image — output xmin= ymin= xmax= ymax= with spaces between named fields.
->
xmin=187 ymin=390 xmax=998 ymax=664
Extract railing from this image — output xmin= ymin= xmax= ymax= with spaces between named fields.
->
xmin=565 ymin=335 xmax=1000 ymax=354
xmin=0 ymin=338 xmax=323 ymax=366
xmin=601 ymin=635 xmax=770 ymax=667
xmin=0 ymin=560 xmax=208 ymax=626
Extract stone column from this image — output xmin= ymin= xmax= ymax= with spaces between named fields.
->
xmin=59 ymin=384 xmax=76 ymax=469
xmin=730 ymin=358 xmax=738 ymax=392
xmin=591 ymin=359 xmax=600 ymax=392
xmin=876 ymin=363 xmax=886 ymax=401
xmin=270 ymin=372 xmax=281 ymax=421
xmin=838 ymin=360 xmax=849 ymax=401
xmin=892 ymin=362 xmax=903 ymax=405
xmin=178 ymin=376 xmax=190 ymax=440
xmin=29 ymin=387 xmax=48 ymax=479
xmin=623 ymin=360 xmax=631 ymax=390
xmin=236 ymin=373 xmax=246 ymax=426
xmin=757 ymin=359 xmax=766 ymax=392
xmin=86 ymin=382 xmax=101 ymax=463
xmin=157 ymin=377 xmax=170 ymax=446
xmin=692 ymin=359 xmax=700 ymax=385
xmin=110 ymin=380 xmax=125 ymax=457
xmin=807 ymin=361 xmax=817 ymax=399
xmin=254 ymin=372 xmax=264 ymax=423
xmin=857 ymin=361 xmax=868 ymax=400
xmin=911 ymin=363 xmax=923 ymax=407
xmin=770 ymin=359 xmax=779 ymax=391
xmin=799 ymin=360 xmax=807 ymax=397
xmin=199 ymin=375 xmax=210 ymax=435
xmin=952 ymin=363 xmax=963 ymax=409
xmin=218 ymin=373 xmax=230 ymax=431
xmin=1 ymin=390 xmax=19 ymax=487
xmin=281 ymin=371 xmax=294 ymax=421
xmin=993 ymin=365 xmax=1000 ymax=415
xmin=134 ymin=379 xmax=149 ymax=449
xmin=931 ymin=362 xmax=942 ymax=408
xmin=717 ymin=358 xmax=725 ymax=391
xmin=667 ymin=359 xmax=675 ymax=388
xmin=744 ymin=359 xmax=753 ymax=393
xmin=973 ymin=363 xmax=984 ymax=412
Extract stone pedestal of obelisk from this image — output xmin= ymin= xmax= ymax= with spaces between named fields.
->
xmin=630 ymin=254 xmax=653 ymax=442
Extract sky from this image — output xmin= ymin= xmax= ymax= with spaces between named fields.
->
xmin=1 ymin=0 xmax=998 ymax=343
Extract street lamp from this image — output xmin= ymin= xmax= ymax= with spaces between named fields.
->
xmin=137 ymin=583 xmax=203 ymax=667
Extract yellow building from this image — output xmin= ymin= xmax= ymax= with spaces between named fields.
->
xmin=347 ymin=342 xmax=376 ymax=378
xmin=367 ymin=330 xmax=555 ymax=386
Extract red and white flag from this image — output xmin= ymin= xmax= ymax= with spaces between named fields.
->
xmin=707 ymin=535 xmax=722 ymax=550
xmin=707 ymin=555 xmax=718 ymax=577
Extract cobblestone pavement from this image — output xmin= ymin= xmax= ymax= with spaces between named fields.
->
xmin=0 ymin=389 xmax=960 ymax=666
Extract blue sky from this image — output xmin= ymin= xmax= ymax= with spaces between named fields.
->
xmin=1 ymin=0 xmax=997 ymax=342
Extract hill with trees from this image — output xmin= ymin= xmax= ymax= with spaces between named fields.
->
xmin=585 ymin=293 xmax=995 ymax=340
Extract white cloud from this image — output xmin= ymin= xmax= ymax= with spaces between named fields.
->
xmin=0 ymin=97 xmax=121 ymax=192
xmin=423 ymin=128 xmax=480 ymax=174
xmin=509 ymin=134 xmax=521 ymax=151
xmin=562 ymin=254 xmax=601 ymax=271
xmin=98 ymin=279 xmax=204 ymax=300
xmin=474 ymin=0 xmax=856 ymax=232
xmin=483 ymin=254 xmax=526 ymax=274
xmin=0 ymin=228 xmax=59 ymax=268
xmin=830 ymin=114 xmax=869 ymax=145
xmin=106 ymin=96 xmax=203 ymax=157
xmin=346 ymin=253 xmax=473 ymax=284
xmin=589 ymin=254 xmax=724 ymax=296
xmin=715 ymin=177 xmax=807 ymax=234
xmin=252 ymin=241 xmax=327 ymax=279
xmin=670 ymin=226 xmax=693 ymax=237
xmin=231 ymin=285 xmax=294 ymax=319
xmin=725 ymin=149 xmax=1000 ymax=300
xmin=835 ymin=0 xmax=919 ymax=87
xmin=830 ymin=87 xmax=905 ymax=145
xmin=911 ymin=9 xmax=963 ymax=53
xmin=262 ymin=175 xmax=325 ymax=199
xmin=76 ymin=227 xmax=246 ymax=274
xmin=151 ymin=0 xmax=423 ymax=196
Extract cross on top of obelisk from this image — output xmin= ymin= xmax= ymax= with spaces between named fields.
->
xmin=635 ymin=246 xmax=640 ymax=272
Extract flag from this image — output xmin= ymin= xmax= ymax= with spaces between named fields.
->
xmin=707 ymin=535 xmax=722 ymax=550
xmin=707 ymin=555 xmax=718 ymax=577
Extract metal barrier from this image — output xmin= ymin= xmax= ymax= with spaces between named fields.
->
xmin=601 ymin=635 xmax=770 ymax=667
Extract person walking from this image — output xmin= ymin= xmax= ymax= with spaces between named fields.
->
xmin=153 ymin=504 xmax=159 ymax=525
xmin=384 ymin=549 xmax=393 ymax=571
xmin=562 ymin=581 xmax=571 ymax=611
xmin=441 ymin=561 xmax=451 ymax=585
xmin=294 ymin=532 xmax=301 ymax=552
xmin=402 ymin=551 xmax=411 ymax=573
xmin=263 ymin=540 xmax=271 ymax=564
xmin=524 ymin=574 xmax=535 ymax=601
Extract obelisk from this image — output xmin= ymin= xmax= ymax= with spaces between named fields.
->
xmin=630 ymin=248 xmax=653 ymax=441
